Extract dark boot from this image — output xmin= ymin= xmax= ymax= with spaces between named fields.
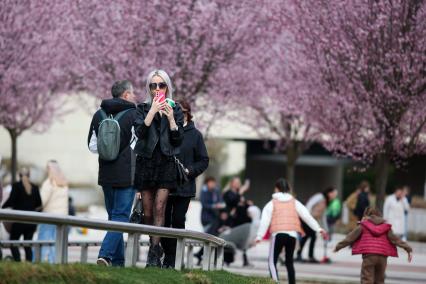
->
xmin=194 ymin=248 xmax=203 ymax=266
xmin=162 ymin=254 xmax=175 ymax=269
xmin=242 ymin=251 xmax=251 ymax=267
xmin=146 ymin=244 xmax=163 ymax=268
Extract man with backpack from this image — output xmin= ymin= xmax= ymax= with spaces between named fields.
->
xmin=87 ymin=80 xmax=138 ymax=267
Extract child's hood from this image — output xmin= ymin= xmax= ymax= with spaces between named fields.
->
xmin=361 ymin=216 xmax=391 ymax=237
xmin=272 ymin=192 xmax=293 ymax=202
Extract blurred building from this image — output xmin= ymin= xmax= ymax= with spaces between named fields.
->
xmin=1 ymin=94 xmax=425 ymax=208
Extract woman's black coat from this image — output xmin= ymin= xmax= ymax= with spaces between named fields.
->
xmin=173 ymin=121 xmax=209 ymax=197
xmin=133 ymin=102 xmax=184 ymax=158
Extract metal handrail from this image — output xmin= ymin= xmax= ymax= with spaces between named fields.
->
xmin=0 ymin=240 xmax=205 ymax=248
xmin=0 ymin=209 xmax=225 ymax=270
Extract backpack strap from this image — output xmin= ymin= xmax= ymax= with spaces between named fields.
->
xmin=99 ymin=109 xmax=108 ymax=120
xmin=113 ymin=109 xmax=132 ymax=121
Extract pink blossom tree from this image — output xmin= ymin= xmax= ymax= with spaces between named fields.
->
xmin=70 ymin=0 xmax=272 ymax=125
xmin=223 ymin=31 xmax=323 ymax=190
xmin=282 ymin=0 xmax=426 ymax=209
xmin=0 ymin=1 xmax=78 ymax=182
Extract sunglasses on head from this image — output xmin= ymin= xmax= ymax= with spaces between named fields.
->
xmin=149 ymin=82 xmax=167 ymax=90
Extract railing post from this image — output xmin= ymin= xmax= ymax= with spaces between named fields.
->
xmin=175 ymin=238 xmax=185 ymax=270
xmin=216 ymin=245 xmax=224 ymax=269
xmin=210 ymin=246 xmax=216 ymax=269
xmin=125 ymin=233 xmax=139 ymax=267
xmin=80 ymin=243 xmax=88 ymax=263
xmin=34 ymin=243 xmax=41 ymax=262
xmin=186 ymin=243 xmax=194 ymax=269
xmin=132 ymin=235 xmax=140 ymax=264
xmin=55 ymin=225 xmax=68 ymax=264
xmin=202 ymin=242 xmax=211 ymax=271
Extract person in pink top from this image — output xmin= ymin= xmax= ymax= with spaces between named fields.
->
xmin=334 ymin=207 xmax=412 ymax=284
xmin=255 ymin=178 xmax=327 ymax=284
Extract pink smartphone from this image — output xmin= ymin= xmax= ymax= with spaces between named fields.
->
xmin=157 ymin=92 xmax=166 ymax=103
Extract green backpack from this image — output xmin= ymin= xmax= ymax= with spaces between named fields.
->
xmin=97 ymin=109 xmax=130 ymax=161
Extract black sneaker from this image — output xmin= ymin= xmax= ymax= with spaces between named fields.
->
xmin=162 ymin=254 xmax=175 ymax=269
xmin=97 ymin=257 xmax=112 ymax=266
xmin=294 ymin=255 xmax=303 ymax=263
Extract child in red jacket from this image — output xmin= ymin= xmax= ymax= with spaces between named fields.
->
xmin=334 ymin=207 xmax=412 ymax=284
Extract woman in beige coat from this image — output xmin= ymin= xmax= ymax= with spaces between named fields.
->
xmin=38 ymin=160 xmax=69 ymax=263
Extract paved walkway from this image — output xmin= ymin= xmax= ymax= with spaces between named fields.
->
xmin=225 ymin=237 xmax=426 ymax=284
xmin=2 ymin=202 xmax=426 ymax=283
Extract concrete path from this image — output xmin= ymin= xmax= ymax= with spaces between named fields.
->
xmin=2 ymin=202 xmax=425 ymax=283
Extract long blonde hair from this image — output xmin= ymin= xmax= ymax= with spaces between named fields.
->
xmin=47 ymin=160 xmax=68 ymax=187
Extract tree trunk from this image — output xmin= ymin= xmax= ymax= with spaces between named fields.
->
xmin=286 ymin=144 xmax=298 ymax=193
xmin=7 ymin=128 xmax=18 ymax=184
xmin=374 ymin=153 xmax=390 ymax=211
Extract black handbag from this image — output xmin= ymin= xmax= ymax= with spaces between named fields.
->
xmin=129 ymin=198 xmax=144 ymax=224
xmin=174 ymin=156 xmax=189 ymax=186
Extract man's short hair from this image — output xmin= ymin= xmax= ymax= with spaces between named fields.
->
xmin=111 ymin=80 xmax=133 ymax=98
xmin=205 ymin=176 xmax=216 ymax=184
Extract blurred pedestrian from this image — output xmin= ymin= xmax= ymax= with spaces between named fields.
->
xmin=334 ymin=207 xmax=412 ymax=284
xmin=200 ymin=177 xmax=225 ymax=232
xmin=133 ymin=70 xmax=184 ymax=267
xmin=37 ymin=160 xmax=69 ymax=263
xmin=344 ymin=187 xmax=361 ymax=230
xmin=2 ymin=167 xmax=42 ymax=262
xmin=354 ymin=181 xmax=370 ymax=221
xmin=161 ymin=100 xmax=209 ymax=268
xmin=88 ymin=80 xmax=138 ymax=267
xmin=255 ymin=178 xmax=326 ymax=284
xmin=384 ymin=186 xmax=410 ymax=239
xmin=68 ymin=197 xmax=76 ymax=217
xmin=402 ymin=186 xmax=411 ymax=241
xmin=195 ymin=177 xmax=225 ymax=265
xmin=296 ymin=191 xmax=326 ymax=263
xmin=321 ymin=187 xmax=342 ymax=263
xmin=223 ymin=177 xmax=251 ymax=226
xmin=324 ymin=187 xmax=341 ymax=239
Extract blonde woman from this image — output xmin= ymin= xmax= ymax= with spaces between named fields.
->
xmin=38 ymin=160 xmax=69 ymax=263
xmin=133 ymin=69 xmax=184 ymax=267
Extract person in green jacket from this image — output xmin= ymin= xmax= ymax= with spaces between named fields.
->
xmin=321 ymin=186 xmax=342 ymax=263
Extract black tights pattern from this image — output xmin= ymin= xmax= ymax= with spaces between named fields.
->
xmin=142 ymin=188 xmax=169 ymax=245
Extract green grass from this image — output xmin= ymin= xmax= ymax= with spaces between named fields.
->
xmin=0 ymin=262 xmax=274 ymax=284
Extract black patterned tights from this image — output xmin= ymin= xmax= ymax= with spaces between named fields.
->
xmin=142 ymin=188 xmax=170 ymax=245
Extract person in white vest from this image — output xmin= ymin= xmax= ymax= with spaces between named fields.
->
xmin=383 ymin=186 xmax=410 ymax=240
xmin=38 ymin=160 xmax=69 ymax=263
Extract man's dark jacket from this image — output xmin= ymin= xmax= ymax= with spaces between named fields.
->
xmin=87 ymin=98 xmax=137 ymax=188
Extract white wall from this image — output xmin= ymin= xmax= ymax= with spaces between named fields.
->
xmin=0 ymin=95 xmax=99 ymax=186
xmin=220 ymin=141 xmax=246 ymax=176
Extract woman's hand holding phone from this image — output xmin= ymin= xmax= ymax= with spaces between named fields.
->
xmin=163 ymin=103 xmax=175 ymax=120
xmin=150 ymin=94 xmax=166 ymax=114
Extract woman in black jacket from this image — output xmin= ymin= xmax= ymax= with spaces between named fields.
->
xmin=160 ymin=100 xmax=209 ymax=268
xmin=2 ymin=167 xmax=42 ymax=262
xmin=133 ymin=69 xmax=184 ymax=267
